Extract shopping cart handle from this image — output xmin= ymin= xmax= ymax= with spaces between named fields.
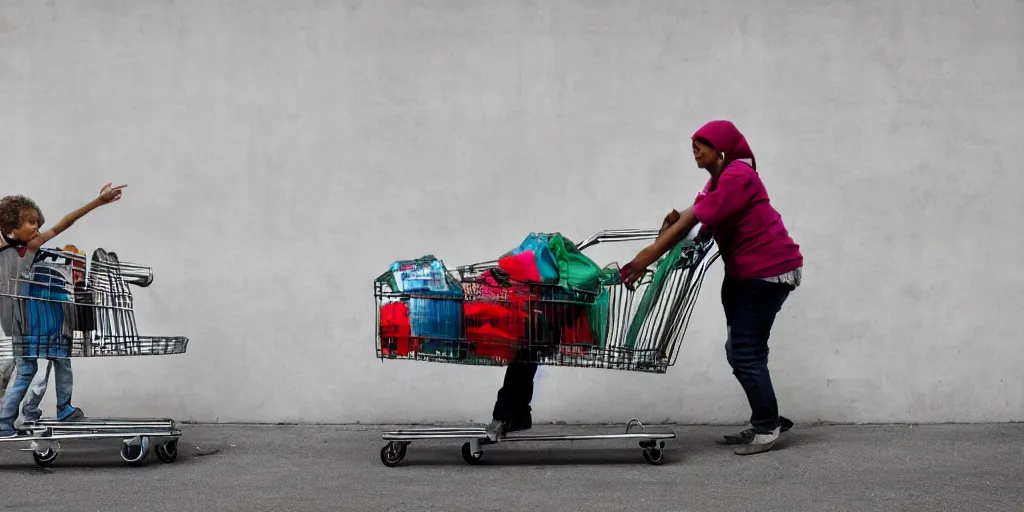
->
xmin=456 ymin=229 xmax=665 ymax=274
xmin=575 ymin=229 xmax=661 ymax=251
xmin=115 ymin=262 xmax=155 ymax=288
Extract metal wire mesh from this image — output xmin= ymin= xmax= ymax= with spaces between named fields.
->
xmin=375 ymin=232 xmax=717 ymax=374
xmin=0 ymin=248 xmax=188 ymax=359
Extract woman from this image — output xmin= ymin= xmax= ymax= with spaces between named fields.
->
xmin=622 ymin=120 xmax=803 ymax=455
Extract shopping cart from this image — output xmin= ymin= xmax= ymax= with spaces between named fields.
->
xmin=0 ymin=247 xmax=188 ymax=467
xmin=374 ymin=229 xmax=720 ymax=466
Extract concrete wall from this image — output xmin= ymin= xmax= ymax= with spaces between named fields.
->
xmin=1 ymin=0 xmax=1021 ymax=424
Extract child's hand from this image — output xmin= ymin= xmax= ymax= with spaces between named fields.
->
xmin=98 ymin=183 xmax=127 ymax=204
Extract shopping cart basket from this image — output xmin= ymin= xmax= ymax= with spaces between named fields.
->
xmin=373 ymin=229 xmax=720 ymax=466
xmin=0 ymin=246 xmax=188 ymax=467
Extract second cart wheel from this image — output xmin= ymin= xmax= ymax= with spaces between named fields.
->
xmin=120 ymin=437 xmax=151 ymax=466
xmin=380 ymin=443 xmax=406 ymax=468
xmin=155 ymin=440 xmax=179 ymax=464
xmin=33 ymin=448 xmax=59 ymax=468
xmin=642 ymin=448 xmax=665 ymax=466
xmin=461 ymin=442 xmax=483 ymax=465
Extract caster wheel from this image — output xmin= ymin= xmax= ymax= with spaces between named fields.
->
xmin=155 ymin=439 xmax=179 ymax=464
xmin=380 ymin=442 xmax=407 ymax=468
xmin=33 ymin=448 xmax=59 ymax=468
xmin=120 ymin=437 xmax=151 ymax=466
xmin=642 ymin=448 xmax=665 ymax=466
xmin=461 ymin=442 xmax=483 ymax=465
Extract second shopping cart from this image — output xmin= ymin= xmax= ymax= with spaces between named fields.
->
xmin=374 ymin=229 xmax=719 ymax=466
xmin=0 ymin=246 xmax=188 ymax=467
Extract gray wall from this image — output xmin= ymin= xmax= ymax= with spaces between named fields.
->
xmin=2 ymin=0 xmax=1021 ymax=424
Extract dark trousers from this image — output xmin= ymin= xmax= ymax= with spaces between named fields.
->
xmin=721 ymin=275 xmax=793 ymax=434
xmin=492 ymin=348 xmax=538 ymax=422
xmin=491 ymin=298 xmax=580 ymax=422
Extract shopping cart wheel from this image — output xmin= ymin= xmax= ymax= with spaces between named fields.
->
xmin=120 ymin=436 xmax=151 ymax=466
xmin=642 ymin=447 xmax=665 ymax=466
xmin=380 ymin=442 xmax=407 ymax=467
xmin=461 ymin=442 xmax=483 ymax=465
xmin=32 ymin=448 xmax=60 ymax=468
xmin=155 ymin=440 xmax=179 ymax=464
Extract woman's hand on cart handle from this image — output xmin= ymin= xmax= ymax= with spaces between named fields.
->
xmin=653 ymin=207 xmax=698 ymax=251
xmin=622 ymin=242 xmax=663 ymax=285
xmin=659 ymin=210 xmax=681 ymax=235
xmin=623 ymin=207 xmax=700 ymax=289
xmin=620 ymin=261 xmax=646 ymax=290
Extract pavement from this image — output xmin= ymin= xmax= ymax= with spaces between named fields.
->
xmin=0 ymin=423 xmax=1021 ymax=512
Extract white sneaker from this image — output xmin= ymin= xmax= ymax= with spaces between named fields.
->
xmin=734 ymin=427 xmax=780 ymax=455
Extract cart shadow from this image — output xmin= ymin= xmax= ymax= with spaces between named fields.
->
xmin=398 ymin=446 xmax=691 ymax=467
xmin=0 ymin=460 xmax=145 ymax=471
xmin=394 ymin=430 xmax=817 ymax=467
xmin=0 ymin=442 xmax=214 ymax=471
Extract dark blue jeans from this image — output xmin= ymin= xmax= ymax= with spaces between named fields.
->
xmin=721 ymin=275 xmax=793 ymax=434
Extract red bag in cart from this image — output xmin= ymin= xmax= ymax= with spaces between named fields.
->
xmin=464 ymin=300 xmax=528 ymax=362
xmin=379 ymin=301 xmax=416 ymax=356
xmin=559 ymin=308 xmax=595 ymax=355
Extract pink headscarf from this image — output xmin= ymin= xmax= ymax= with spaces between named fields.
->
xmin=692 ymin=120 xmax=756 ymax=170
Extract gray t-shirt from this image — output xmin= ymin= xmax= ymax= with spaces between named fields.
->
xmin=0 ymin=244 xmax=37 ymax=337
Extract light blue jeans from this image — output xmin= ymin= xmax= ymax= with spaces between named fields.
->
xmin=21 ymin=359 xmax=69 ymax=422
xmin=0 ymin=358 xmax=73 ymax=432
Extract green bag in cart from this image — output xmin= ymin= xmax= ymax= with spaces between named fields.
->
xmin=624 ymin=239 xmax=691 ymax=350
xmin=586 ymin=287 xmax=610 ymax=348
xmin=548 ymin=234 xmax=611 ymax=295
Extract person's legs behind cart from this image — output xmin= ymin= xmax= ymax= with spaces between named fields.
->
xmin=0 ymin=357 xmax=37 ymax=436
xmin=18 ymin=359 xmax=50 ymax=424
xmin=0 ymin=289 xmax=81 ymax=436
xmin=20 ymin=358 xmax=84 ymax=424
xmin=0 ymin=357 xmax=14 ymax=401
xmin=487 ymin=349 xmax=537 ymax=441
xmin=486 ymin=298 xmax=581 ymax=441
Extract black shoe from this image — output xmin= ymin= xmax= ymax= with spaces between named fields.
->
xmin=718 ymin=416 xmax=793 ymax=445
xmin=485 ymin=420 xmax=508 ymax=442
xmin=717 ymin=427 xmax=756 ymax=446
xmin=780 ymin=416 xmax=794 ymax=432
xmin=486 ymin=414 xmax=532 ymax=441
xmin=507 ymin=415 xmax=532 ymax=433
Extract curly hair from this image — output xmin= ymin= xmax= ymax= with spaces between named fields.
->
xmin=0 ymin=195 xmax=45 ymax=236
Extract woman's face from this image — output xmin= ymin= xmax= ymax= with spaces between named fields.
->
xmin=692 ymin=139 xmax=721 ymax=170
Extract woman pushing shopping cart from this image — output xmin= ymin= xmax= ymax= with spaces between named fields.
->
xmin=374 ymin=119 xmax=803 ymax=465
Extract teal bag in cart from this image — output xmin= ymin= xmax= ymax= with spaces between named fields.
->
xmin=499 ymin=233 xmax=560 ymax=283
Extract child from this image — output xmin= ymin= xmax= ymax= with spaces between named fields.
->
xmin=623 ymin=120 xmax=803 ymax=456
xmin=0 ymin=237 xmax=12 ymax=399
xmin=20 ymin=244 xmax=90 ymax=426
xmin=0 ymin=183 xmax=125 ymax=437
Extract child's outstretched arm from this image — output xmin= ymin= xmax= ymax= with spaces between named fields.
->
xmin=26 ymin=183 xmax=126 ymax=251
